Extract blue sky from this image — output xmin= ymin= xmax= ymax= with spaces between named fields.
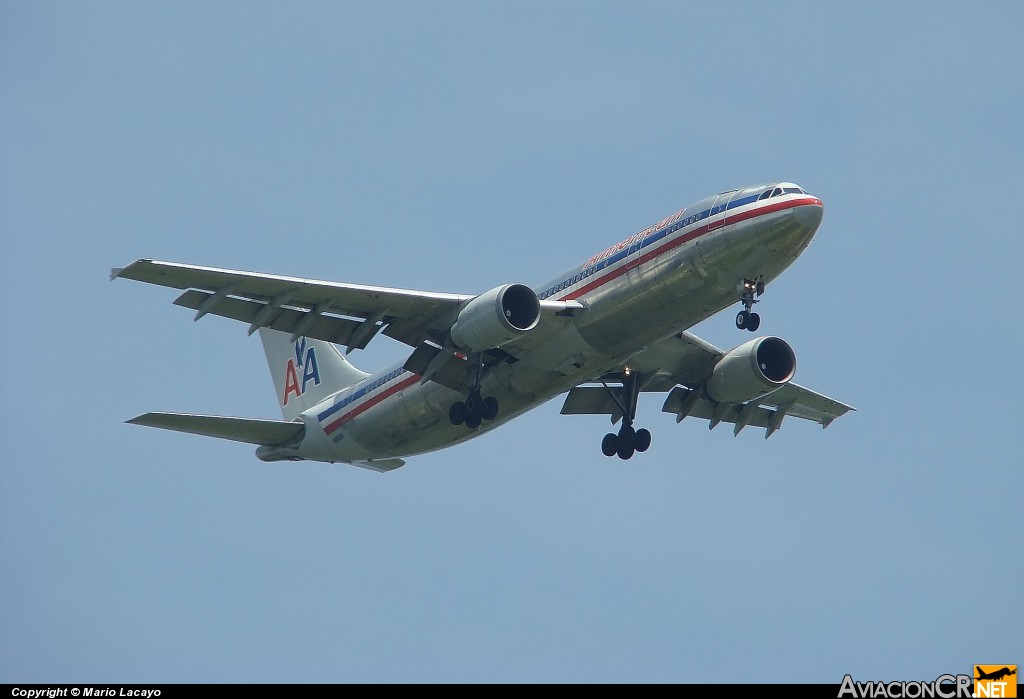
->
xmin=2 ymin=1 xmax=1021 ymax=683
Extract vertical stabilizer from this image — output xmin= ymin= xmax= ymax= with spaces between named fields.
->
xmin=258 ymin=329 xmax=370 ymax=421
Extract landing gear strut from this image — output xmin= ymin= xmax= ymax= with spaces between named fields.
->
xmin=599 ymin=369 xmax=652 ymax=460
xmin=735 ymin=277 xmax=764 ymax=332
xmin=448 ymin=352 xmax=499 ymax=429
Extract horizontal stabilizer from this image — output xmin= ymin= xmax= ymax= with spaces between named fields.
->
xmin=127 ymin=412 xmax=304 ymax=446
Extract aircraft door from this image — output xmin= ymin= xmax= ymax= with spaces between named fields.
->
xmin=692 ymin=195 xmax=722 ymax=281
xmin=707 ymin=192 xmax=731 ymax=233
xmin=626 ymin=229 xmax=645 ymax=286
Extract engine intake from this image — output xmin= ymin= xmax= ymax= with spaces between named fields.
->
xmin=450 ymin=283 xmax=541 ymax=351
xmin=705 ymin=336 xmax=796 ymax=404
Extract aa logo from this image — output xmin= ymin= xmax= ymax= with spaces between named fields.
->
xmin=975 ymin=665 xmax=1017 ymax=698
xmin=282 ymin=337 xmax=321 ymax=406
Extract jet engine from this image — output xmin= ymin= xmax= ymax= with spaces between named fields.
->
xmin=705 ymin=336 xmax=796 ymax=403
xmin=449 ymin=283 xmax=541 ymax=351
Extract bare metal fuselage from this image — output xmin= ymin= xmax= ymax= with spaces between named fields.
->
xmin=292 ymin=185 xmax=824 ymax=463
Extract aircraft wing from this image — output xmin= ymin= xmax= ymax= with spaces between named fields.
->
xmin=112 ymin=259 xmax=582 ymax=353
xmin=560 ymin=331 xmax=854 ymax=437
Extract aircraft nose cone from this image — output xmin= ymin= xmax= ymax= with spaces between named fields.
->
xmin=793 ymin=200 xmax=824 ymax=234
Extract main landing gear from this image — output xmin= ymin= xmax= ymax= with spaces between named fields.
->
xmin=448 ymin=352 xmax=499 ymax=430
xmin=449 ymin=390 xmax=498 ymax=429
xmin=599 ymin=369 xmax=652 ymax=460
xmin=735 ymin=277 xmax=765 ymax=332
xmin=601 ymin=423 xmax=652 ymax=461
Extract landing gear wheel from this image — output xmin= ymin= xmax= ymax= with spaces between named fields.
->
xmin=596 ymin=368 xmax=652 ymax=461
xmin=618 ymin=424 xmax=635 ymax=445
xmin=737 ymin=277 xmax=764 ymax=332
xmin=616 ymin=441 xmax=635 ymax=460
xmin=459 ymin=353 xmax=493 ymax=430
xmin=482 ymin=396 xmax=499 ymax=421
xmin=464 ymin=391 xmax=483 ymax=429
xmin=634 ymin=428 xmax=652 ymax=453
xmin=601 ymin=433 xmax=618 ymax=457
xmin=616 ymin=424 xmax=636 ymax=460
xmin=449 ymin=401 xmax=466 ymax=425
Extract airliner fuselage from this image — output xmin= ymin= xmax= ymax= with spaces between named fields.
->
xmin=288 ymin=183 xmax=824 ymax=463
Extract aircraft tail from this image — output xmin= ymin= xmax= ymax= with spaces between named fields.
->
xmin=259 ymin=328 xmax=370 ymax=421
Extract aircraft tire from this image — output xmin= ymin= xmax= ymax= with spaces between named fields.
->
xmin=635 ymin=428 xmax=652 ymax=452
xmin=601 ymin=433 xmax=618 ymax=457
xmin=735 ymin=311 xmax=748 ymax=330
xmin=616 ymin=425 xmax=636 ymax=459
xmin=618 ymin=424 xmax=635 ymax=446
xmin=465 ymin=412 xmax=482 ymax=429
xmin=449 ymin=402 xmax=466 ymax=425
xmin=747 ymin=313 xmax=761 ymax=331
xmin=482 ymin=396 xmax=499 ymax=421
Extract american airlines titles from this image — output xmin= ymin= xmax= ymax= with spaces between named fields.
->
xmin=581 ymin=209 xmax=686 ymax=270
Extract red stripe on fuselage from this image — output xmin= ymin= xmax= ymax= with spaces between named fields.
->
xmin=558 ymin=196 xmax=821 ymax=301
xmin=323 ymin=373 xmax=421 ymax=435
xmin=320 ymin=196 xmax=822 ymax=436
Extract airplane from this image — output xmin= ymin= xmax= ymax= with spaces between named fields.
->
xmin=112 ymin=181 xmax=854 ymax=471
xmin=976 ymin=668 xmax=1017 ymax=682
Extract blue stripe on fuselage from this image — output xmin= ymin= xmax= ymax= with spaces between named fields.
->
xmin=537 ymin=192 xmax=763 ymax=300
xmin=316 ymin=367 xmax=406 ymax=422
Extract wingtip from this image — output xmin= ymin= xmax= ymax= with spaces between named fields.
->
xmin=110 ymin=258 xmax=156 ymax=281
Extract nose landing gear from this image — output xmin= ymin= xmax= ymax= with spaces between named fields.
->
xmin=735 ymin=277 xmax=764 ymax=331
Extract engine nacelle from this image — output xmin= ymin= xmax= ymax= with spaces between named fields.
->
xmin=705 ymin=336 xmax=797 ymax=404
xmin=449 ymin=283 xmax=541 ymax=351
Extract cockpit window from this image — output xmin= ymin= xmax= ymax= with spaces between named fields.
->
xmin=783 ymin=187 xmax=804 ymax=194
xmin=770 ymin=188 xmax=783 ymax=197
xmin=758 ymin=189 xmax=772 ymax=200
